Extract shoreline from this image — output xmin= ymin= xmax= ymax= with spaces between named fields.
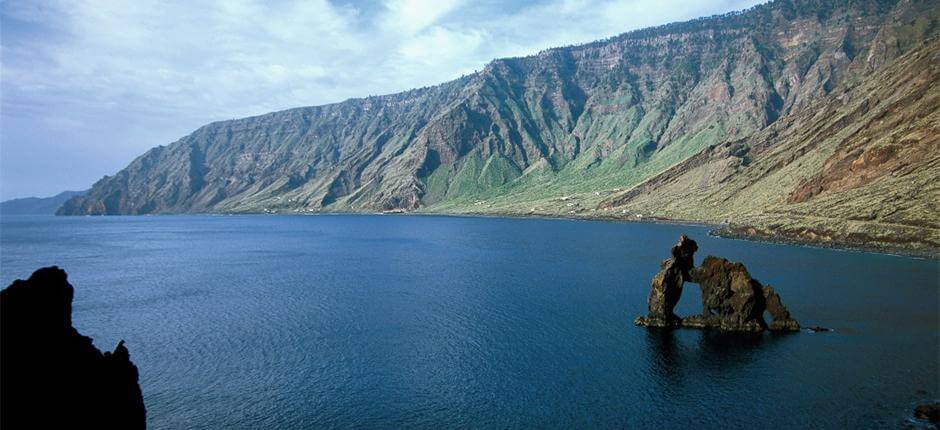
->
xmin=418 ymin=210 xmax=940 ymax=260
xmin=48 ymin=209 xmax=940 ymax=260
xmin=711 ymin=227 xmax=940 ymax=261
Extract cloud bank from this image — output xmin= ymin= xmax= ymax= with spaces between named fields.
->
xmin=0 ymin=0 xmax=764 ymax=199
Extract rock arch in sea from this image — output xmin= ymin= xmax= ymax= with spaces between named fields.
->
xmin=635 ymin=235 xmax=800 ymax=332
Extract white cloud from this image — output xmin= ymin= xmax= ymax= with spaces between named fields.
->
xmin=382 ymin=0 xmax=464 ymax=35
xmin=0 ymin=0 xmax=766 ymax=199
xmin=393 ymin=25 xmax=487 ymax=83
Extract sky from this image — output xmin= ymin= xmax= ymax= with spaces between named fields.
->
xmin=0 ymin=0 xmax=765 ymax=200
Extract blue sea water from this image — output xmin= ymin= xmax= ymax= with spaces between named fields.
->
xmin=0 ymin=214 xmax=937 ymax=429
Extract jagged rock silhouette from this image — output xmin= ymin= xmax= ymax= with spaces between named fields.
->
xmin=0 ymin=266 xmax=146 ymax=429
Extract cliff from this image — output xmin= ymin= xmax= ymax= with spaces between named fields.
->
xmin=58 ymin=0 xmax=939 ymax=254
xmin=601 ymin=35 xmax=940 ymax=256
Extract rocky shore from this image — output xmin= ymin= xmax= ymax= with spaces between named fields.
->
xmin=712 ymin=222 xmax=940 ymax=260
xmin=418 ymin=210 xmax=940 ymax=259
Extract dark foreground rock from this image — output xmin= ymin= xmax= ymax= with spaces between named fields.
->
xmin=0 ymin=267 xmax=146 ymax=429
xmin=915 ymin=402 xmax=940 ymax=427
xmin=635 ymin=235 xmax=800 ymax=332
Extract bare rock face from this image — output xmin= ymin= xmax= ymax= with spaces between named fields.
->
xmin=58 ymin=1 xmax=936 ymax=217
xmin=684 ymin=256 xmax=799 ymax=332
xmin=634 ymin=235 xmax=698 ymax=328
xmin=0 ymin=267 xmax=146 ymax=429
xmin=681 ymin=256 xmax=766 ymax=331
xmin=762 ymin=285 xmax=800 ymax=331
xmin=635 ymin=236 xmax=800 ymax=332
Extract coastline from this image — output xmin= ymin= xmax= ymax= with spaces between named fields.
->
xmin=49 ymin=209 xmax=940 ymax=260
xmin=416 ymin=210 xmax=940 ymax=260
xmin=711 ymin=226 xmax=940 ymax=261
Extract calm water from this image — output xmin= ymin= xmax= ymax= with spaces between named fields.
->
xmin=0 ymin=214 xmax=937 ymax=429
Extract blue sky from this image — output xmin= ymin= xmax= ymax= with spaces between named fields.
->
xmin=0 ymin=0 xmax=764 ymax=200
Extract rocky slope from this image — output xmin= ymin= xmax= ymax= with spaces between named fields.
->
xmin=59 ymin=0 xmax=939 ymax=254
xmin=0 ymin=267 xmax=146 ymax=428
xmin=600 ymin=36 xmax=940 ymax=256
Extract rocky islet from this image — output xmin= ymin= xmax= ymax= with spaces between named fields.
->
xmin=636 ymin=235 xmax=800 ymax=332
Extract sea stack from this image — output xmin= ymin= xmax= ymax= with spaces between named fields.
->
xmin=0 ymin=267 xmax=146 ymax=429
xmin=635 ymin=236 xmax=800 ymax=332
xmin=634 ymin=235 xmax=698 ymax=328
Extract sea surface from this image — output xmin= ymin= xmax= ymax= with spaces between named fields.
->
xmin=0 ymin=214 xmax=937 ymax=429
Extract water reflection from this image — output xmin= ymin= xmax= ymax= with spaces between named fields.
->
xmin=644 ymin=328 xmax=797 ymax=381
xmin=643 ymin=328 xmax=687 ymax=392
xmin=696 ymin=330 xmax=768 ymax=353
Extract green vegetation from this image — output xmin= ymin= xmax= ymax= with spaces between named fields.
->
xmin=59 ymin=0 xmax=940 ymax=255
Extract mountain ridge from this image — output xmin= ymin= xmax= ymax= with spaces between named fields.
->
xmin=1 ymin=190 xmax=87 ymax=215
xmin=59 ymin=0 xmax=940 ymax=254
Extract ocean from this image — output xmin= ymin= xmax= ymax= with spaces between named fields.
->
xmin=1 ymin=214 xmax=937 ymax=428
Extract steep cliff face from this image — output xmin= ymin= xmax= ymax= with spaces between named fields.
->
xmin=60 ymin=0 xmax=934 ymax=218
xmin=0 ymin=267 xmax=146 ymax=429
xmin=600 ymin=35 xmax=940 ymax=255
